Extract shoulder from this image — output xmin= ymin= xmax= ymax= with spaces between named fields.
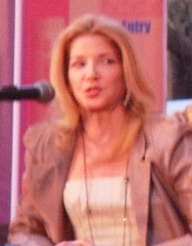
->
xmin=23 ymin=120 xmax=77 ymax=157
xmin=24 ymin=121 xmax=56 ymax=143
xmin=143 ymin=112 xmax=192 ymax=161
xmin=144 ymin=112 xmax=192 ymax=140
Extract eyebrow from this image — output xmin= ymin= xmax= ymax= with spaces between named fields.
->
xmin=70 ymin=51 xmax=119 ymax=60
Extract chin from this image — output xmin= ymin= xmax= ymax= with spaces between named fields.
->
xmin=87 ymin=107 xmax=103 ymax=112
xmin=81 ymin=100 xmax=116 ymax=112
xmin=83 ymin=105 xmax=106 ymax=112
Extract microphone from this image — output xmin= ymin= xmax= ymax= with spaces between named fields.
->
xmin=0 ymin=81 xmax=55 ymax=103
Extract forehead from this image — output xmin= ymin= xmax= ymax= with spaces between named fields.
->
xmin=69 ymin=34 xmax=119 ymax=56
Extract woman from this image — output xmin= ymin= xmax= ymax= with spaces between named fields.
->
xmin=7 ymin=14 xmax=192 ymax=246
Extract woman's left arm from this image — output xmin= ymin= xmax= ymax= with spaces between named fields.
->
xmin=171 ymin=129 xmax=192 ymax=231
xmin=156 ymin=128 xmax=192 ymax=245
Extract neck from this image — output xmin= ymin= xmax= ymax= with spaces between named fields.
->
xmin=81 ymin=106 xmax=127 ymax=142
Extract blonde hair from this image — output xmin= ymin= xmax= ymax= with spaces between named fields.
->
xmin=50 ymin=14 xmax=155 ymax=152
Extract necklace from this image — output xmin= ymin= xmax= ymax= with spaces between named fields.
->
xmin=82 ymin=134 xmax=130 ymax=246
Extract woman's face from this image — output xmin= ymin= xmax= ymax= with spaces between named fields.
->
xmin=68 ymin=34 xmax=126 ymax=112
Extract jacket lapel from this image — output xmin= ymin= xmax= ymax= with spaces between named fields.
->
xmin=129 ymin=132 xmax=151 ymax=246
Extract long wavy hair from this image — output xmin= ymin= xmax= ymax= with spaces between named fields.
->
xmin=50 ymin=14 xmax=155 ymax=153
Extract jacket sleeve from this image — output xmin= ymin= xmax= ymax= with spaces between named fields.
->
xmin=7 ymin=122 xmax=57 ymax=246
xmin=150 ymin=117 xmax=192 ymax=245
xmin=154 ymin=234 xmax=192 ymax=246
xmin=170 ymin=128 xmax=192 ymax=233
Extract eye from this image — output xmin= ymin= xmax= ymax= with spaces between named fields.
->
xmin=69 ymin=60 xmax=86 ymax=68
xmin=106 ymin=58 xmax=115 ymax=64
xmin=101 ymin=57 xmax=116 ymax=65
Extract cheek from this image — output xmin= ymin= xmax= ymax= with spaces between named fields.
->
xmin=68 ymin=69 xmax=82 ymax=88
xmin=112 ymin=65 xmax=123 ymax=79
xmin=68 ymin=72 xmax=78 ymax=92
xmin=111 ymin=69 xmax=125 ymax=88
xmin=113 ymin=71 xmax=126 ymax=96
xmin=68 ymin=79 xmax=83 ymax=103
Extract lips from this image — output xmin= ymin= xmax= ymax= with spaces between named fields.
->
xmin=84 ymin=86 xmax=101 ymax=98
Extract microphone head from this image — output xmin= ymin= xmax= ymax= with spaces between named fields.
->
xmin=34 ymin=81 xmax=55 ymax=103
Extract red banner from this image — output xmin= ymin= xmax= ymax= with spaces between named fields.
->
xmin=69 ymin=0 xmax=166 ymax=110
xmin=12 ymin=0 xmax=166 ymax=218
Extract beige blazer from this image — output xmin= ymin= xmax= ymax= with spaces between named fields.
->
xmin=8 ymin=114 xmax=192 ymax=246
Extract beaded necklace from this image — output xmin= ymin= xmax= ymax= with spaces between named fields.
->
xmin=82 ymin=134 xmax=130 ymax=246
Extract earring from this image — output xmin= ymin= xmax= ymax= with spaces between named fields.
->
xmin=123 ymin=92 xmax=130 ymax=107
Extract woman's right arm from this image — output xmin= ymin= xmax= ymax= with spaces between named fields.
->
xmin=7 ymin=124 xmax=55 ymax=246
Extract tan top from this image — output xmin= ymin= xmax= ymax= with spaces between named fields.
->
xmin=64 ymin=176 xmax=140 ymax=246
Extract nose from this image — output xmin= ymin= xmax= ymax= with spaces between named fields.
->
xmin=85 ymin=61 xmax=99 ymax=80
